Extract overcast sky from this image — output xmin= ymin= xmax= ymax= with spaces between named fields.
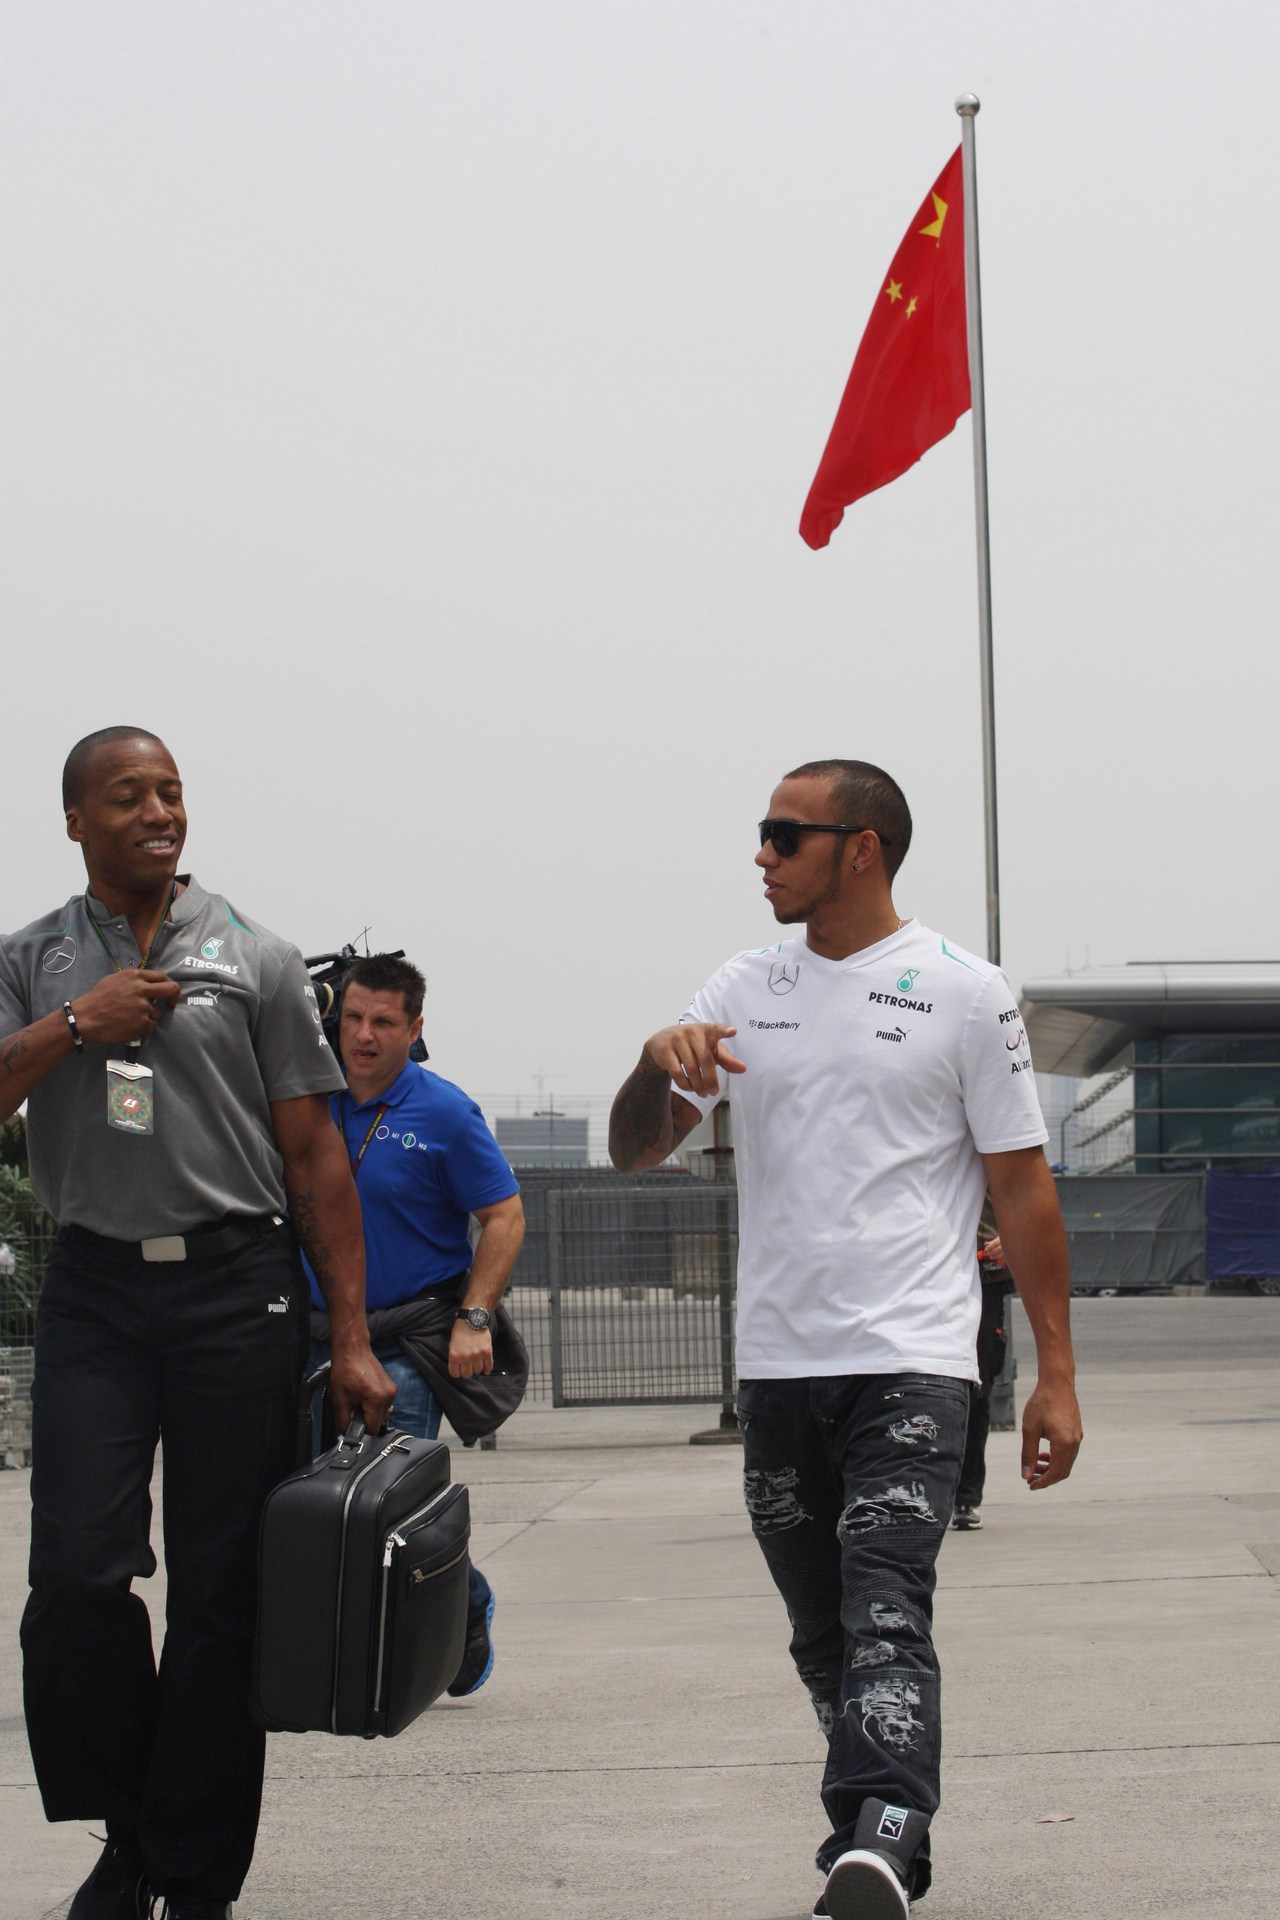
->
xmin=3 ymin=2 xmax=1276 ymax=1121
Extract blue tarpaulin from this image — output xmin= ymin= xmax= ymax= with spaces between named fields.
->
xmin=1205 ymin=1169 xmax=1280 ymax=1277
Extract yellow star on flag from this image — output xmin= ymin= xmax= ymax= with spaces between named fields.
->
xmin=905 ymin=296 xmax=918 ymax=318
xmin=885 ymin=279 xmax=903 ymax=303
xmin=918 ymin=193 xmax=948 ymax=241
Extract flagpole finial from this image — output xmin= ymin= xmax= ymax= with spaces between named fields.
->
xmin=955 ymin=94 xmax=980 ymax=116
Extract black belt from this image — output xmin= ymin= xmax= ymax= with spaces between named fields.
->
xmin=63 ymin=1214 xmax=286 ymax=1264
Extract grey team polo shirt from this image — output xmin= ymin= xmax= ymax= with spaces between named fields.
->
xmin=0 ymin=877 xmax=345 ymax=1240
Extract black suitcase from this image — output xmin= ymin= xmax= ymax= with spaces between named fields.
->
xmin=252 ymin=1415 xmax=471 ymax=1737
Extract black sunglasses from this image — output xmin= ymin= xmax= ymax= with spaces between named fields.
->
xmin=758 ymin=818 xmax=891 ymax=859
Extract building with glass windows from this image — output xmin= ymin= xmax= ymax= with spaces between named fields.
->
xmin=1019 ymin=964 xmax=1280 ymax=1288
xmin=1020 ymin=962 xmax=1280 ymax=1175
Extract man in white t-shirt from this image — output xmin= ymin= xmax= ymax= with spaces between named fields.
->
xmin=609 ymin=759 xmax=1081 ymax=1920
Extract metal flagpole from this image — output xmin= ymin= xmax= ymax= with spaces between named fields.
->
xmin=955 ymin=94 xmax=1000 ymax=968
xmin=957 ymin=96 xmax=1018 ymax=1431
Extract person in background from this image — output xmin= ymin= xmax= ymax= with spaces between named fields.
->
xmin=306 ymin=952 xmax=525 ymax=1697
xmin=952 ymin=1206 xmax=1017 ymax=1531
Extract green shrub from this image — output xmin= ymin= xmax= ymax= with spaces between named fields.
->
xmin=0 ymin=1161 xmax=55 ymax=1342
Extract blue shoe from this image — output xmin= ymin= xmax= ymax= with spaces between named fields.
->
xmin=447 ymin=1590 xmax=496 ymax=1697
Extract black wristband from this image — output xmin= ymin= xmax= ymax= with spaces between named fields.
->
xmin=63 ymin=1001 xmax=84 ymax=1053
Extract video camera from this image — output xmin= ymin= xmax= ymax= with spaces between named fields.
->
xmin=304 ymin=945 xmax=428 ymax=1065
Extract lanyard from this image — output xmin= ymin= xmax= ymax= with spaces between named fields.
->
xmin=84 ymin=880 xmax=178 ymax=1063
xmin=345 ymin=1100 xmax=390 ymax=1177
xmin=85 ymin=880 xmax=178 ymax=974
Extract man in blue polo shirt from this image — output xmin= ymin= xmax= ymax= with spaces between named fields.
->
xmin=307 ymin=952 xmax=524 ymax=1696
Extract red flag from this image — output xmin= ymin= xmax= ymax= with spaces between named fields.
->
xmin=800 ymin=148 xmax=969 ymax=550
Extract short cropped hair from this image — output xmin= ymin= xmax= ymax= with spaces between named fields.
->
xmin=785 ymin=758 xmax=913 ymax=879
xmin=343 ymin=952 xmax=426 ymax=1022
xmin=62 ymin=727 xmax=167 ymax=810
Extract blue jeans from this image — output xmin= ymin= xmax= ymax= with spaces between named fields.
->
xmin=309 ymin=1342 xmax=491 ymax=1621
xmin=736 ymin=1372 xmax=970 ymax=1895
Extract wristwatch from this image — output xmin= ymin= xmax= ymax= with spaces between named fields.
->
xmin=456 ymin=1306 xmax=493 ymax=1331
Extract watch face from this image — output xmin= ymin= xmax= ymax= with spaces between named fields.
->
xmin=462 ymin=1308 xmax=490 ymax=1330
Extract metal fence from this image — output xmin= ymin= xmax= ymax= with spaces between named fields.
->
xmin=3 ymin=1164 xmax=1228 ymax=1427
xmin=539 ymin=1183 xmax=738 ymax=1409
xmin=0 ymin=1172 xmax=742 ymax=1418
xmin=0 ymin=1347 xmax=34 ymax=1465
xmin=0 ymin=1218 xmax=55 ymax=1348
xmin=504 ymin=1166 xmax=736 ymax=1407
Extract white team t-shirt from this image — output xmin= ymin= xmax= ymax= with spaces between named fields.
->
xmin=675 ymin=920 xmax=1047 ymax=1382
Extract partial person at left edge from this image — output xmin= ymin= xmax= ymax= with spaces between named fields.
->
xmin=0 ymin=727 xmax=395 ymax=1920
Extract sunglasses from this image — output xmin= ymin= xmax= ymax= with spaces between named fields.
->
xmin=757 ymin=819 xmax=891 ymax=859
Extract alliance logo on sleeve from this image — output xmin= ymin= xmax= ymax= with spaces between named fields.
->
xmin=303 ymin=983 xmax=331 ymax=1046
xmin=999 ymin=1005 xmax=1032 ymax=1070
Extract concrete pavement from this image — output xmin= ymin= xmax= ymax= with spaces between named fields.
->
xmin=2 ymin=1297 xmax=1277 ymax=1920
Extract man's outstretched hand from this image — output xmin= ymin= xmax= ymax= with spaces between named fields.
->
xmin=642 ymin=1023 xmax=747 ymax=1101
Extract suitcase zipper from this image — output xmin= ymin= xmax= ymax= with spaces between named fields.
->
xmin=372 ymin=1485 xmax=462 ymax=1717
xmin=330 ymin=1435 xmax=411 ymax=1733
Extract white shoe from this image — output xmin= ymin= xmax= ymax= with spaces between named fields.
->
xmin=821 ymin=1847 xmax=910 ymax=1919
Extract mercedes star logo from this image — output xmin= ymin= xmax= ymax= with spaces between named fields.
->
xmin=42 ymin=938 xmax=78 ymax=974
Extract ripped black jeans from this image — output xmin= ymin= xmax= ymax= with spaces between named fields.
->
xmin=737 ymin=1373 xmax=970 ymax=1894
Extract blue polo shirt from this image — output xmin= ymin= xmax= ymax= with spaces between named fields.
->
xmin=307 ymin=1061 xmax=519 ymax=1311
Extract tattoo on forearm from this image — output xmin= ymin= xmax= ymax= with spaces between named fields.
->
xmin=610 ymin=1059 xmax=678 ymax=1168
xmin=290 ymin=1190 xmax=338 ymax=1302
xmin=0 ymin=1033 xmax=29 ymax=1084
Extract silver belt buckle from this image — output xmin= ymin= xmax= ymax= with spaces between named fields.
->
xmin=141 ymin=1235 xmax=187 ymax=1263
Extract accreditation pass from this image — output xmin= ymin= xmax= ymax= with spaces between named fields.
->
xmin=107 ymin=1059 xmax=155 ymax=1135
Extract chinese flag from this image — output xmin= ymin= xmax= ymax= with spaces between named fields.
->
xmin=800 ymin=148 xmax=969 ymax=550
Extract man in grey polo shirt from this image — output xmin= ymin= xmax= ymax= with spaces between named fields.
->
xmin=0 ymin=727 xmax=394 ymax=1920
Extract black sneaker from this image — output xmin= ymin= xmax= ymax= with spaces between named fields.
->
xmin=68 ymin=1835 xmax=149 ymax=1920
xmin=822 ymin=1849 xmax=909 ymax=1919
xmin=822 ymin=1799 xmax=928 ymax=1919
xmin=447 ymin=1589 xmax=496 ymax=1698
xmin=148 ymin=1900 xmax=232 ymax=1919
xmin=951 ymin=1504 xmax=983 ymax=1530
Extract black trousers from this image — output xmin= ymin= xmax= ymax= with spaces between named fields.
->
xmin=21 ymin=1225 xmax=309 ymax=1902
xmin=956 ymin=1282 xmax=1011 ymax=1511
xmin=737 ymin=1373 xmax=970 ymax=1897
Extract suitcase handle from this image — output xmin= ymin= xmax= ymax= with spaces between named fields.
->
xmin=304 ymin=1364 xmax=386 ymax=1466
xmin=322 ymin=1413 xmax=380 ymax=1470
